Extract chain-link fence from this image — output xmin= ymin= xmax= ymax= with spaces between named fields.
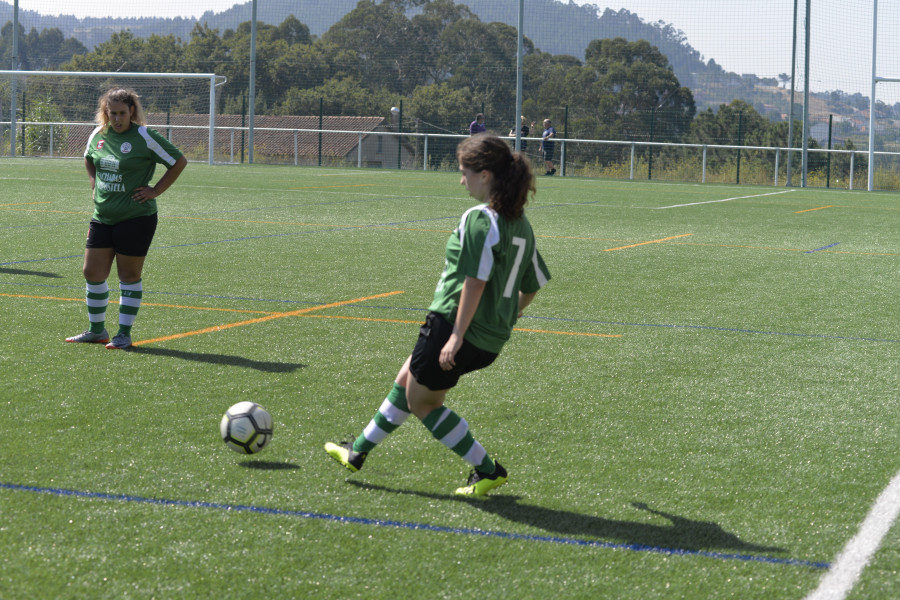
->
xmin=2 ymin=1 xmax=899 ymax=188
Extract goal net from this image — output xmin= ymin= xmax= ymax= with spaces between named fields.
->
xmin=1 ymin=71 xmax=223 ymax=164
xmin=4 ymin=1 xmax=900 ymax=187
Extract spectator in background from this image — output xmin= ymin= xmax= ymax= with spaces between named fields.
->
xmin=509 ymin=116 xmax=535 ymax=151
xmin=469 ymin=113 xmax=487 ymax=136
xmin=540 ymin=118 xmax=557 ymax=175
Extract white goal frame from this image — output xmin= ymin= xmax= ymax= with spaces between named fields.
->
xmin=866 ymin=0 xmax=900 ymax=190
xmin=2 ymin=70 xmax=223 ymax=165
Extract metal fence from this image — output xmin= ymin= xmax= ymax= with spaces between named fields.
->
xmin=4 ymin=120 xmax=900 ymax=191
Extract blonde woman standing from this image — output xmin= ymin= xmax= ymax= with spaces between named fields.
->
xmin=66 ymin=88 xmax=187 ymax=349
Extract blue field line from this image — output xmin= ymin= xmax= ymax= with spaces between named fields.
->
xmin=806 ymin=242 xmax=840 ymax=253
xmin=0 ymin=481 xmax=828 ymax=569
xmin=164 ymin=194 xmax=393 ymax=216
xmin=0 ymin=215 xmax=459 ymax=267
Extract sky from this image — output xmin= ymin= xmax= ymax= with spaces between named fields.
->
xmin=24 ymin=0 xmax=230 ymax=20
xmin=18 ymin=0 xmax=900 ymax=97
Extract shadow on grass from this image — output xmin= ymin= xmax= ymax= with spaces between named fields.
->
xmin=0 ymin=267 xmax=63 ymax=278
xmin=346 ymin=480 xmax=785 ymax=555
xmin=127 ymin=346 xmax=306 ymax=373
xmin=239 ymin=461 xmax=301 ymax=470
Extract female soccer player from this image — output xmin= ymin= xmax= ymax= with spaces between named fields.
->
xmin=326 ymin=135 xmax=551 ymax=497
xmin=66 ymin=88 xmax=187 ymax=349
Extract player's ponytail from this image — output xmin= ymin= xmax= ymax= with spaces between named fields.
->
xmin=457 ymin=135 xmax=535 ymax=220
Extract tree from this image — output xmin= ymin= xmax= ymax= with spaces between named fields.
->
xmin=522 ymin=51 xmax=582 ymax=125
xmin=409 ymin=0 xmax=476 ymax=85
xmin=178 ymin=23 xmax=231 ymax=76
xmin=438 ymin=19 xmax=526 ymax=121
xmin=23 ymin=27 xmax=87 ymax=70
xmin=65 ymin=31 xmax=178 ymax=74
xmin=276 ymin=75 xmax=389 ymax=117
xmin=322 ymin=0 xmax=427 ymax=96
xmin=276 ymin=15 xmax=312 ymax=46
xmin=1 ymin=22 xmax=86 ymax=71
xmin=583 ymin=37 xmax=694 ymax=134
xmin=407 ymin=81 xmax=478 ymax=166
xmin=688 ymin=99 xmax=769 ymax=145
xmin=545 ymin=37 xmax=695 ymax=166
xmin=763 ymin=119 xmax=827 ymax=173
xmin=24 ymin=94 xmax=68 ymax=153
xmin=685 ymin=100 xmax=771 ymax=171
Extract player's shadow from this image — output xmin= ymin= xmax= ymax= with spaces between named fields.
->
xmin=127 ymin=346 xmax=306 ymax=373
xmin=0 ymin=267 xmax=63 ymax=278
xmin=346 ymin=481 xmax=785 ymax=555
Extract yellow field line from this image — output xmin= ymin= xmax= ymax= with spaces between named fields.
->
xmin=0 ymin=201 xmax=52 ymax=207
xmin=1 ymin=291 xmax=619 ymax=339
xmin=0 ymin=293 xmax=277 ymax=315
xmin=605 ymin=233 xmax=693 ymax=252
xmin=795 ymin=205 xmax=834 ymax=213
xmin=0 ymin=207 xmax=88 ymax=215
xmin=296 ymin=314 xmax=420 ymax=325
xmin=0 ymin=293 xmax=80 ymax=302
xmin=131 ymin=290 xmax=405 ymax=346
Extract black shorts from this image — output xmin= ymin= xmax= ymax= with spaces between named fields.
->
xmin=409 ymin=312 xmax=498 ymax=391
xmin=542 ymin=146 xmax=555 ymax=161
xmin=86 ymin=214 xmax=158 ymax=257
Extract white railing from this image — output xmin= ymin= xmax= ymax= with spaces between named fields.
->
xmin=3 ymin=120 xmax=897 ymax=190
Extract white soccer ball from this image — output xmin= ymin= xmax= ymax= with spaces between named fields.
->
xmin=220 ymin=401 xmax=273 ymax=455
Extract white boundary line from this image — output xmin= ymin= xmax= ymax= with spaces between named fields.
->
xmin=804 ymin=469 xmax=900 ymax=600
xmin=654 ymin=189 xmax=795 ymax=209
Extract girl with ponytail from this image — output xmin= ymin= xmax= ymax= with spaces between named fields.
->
xmin=325 ymin=135 xmax=551 ymax=498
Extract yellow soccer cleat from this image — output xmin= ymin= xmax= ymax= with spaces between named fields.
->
xmin=454 ymin=462 xmax=508 ymax=497
xmin=324 ymin=441 xmax=367 ymax=473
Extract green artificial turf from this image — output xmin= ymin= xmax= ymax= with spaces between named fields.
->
xmin=1 ymin=158 xmax=897 ymax=599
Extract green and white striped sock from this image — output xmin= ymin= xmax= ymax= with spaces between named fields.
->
xmin=117 ymin=279 xmax=143 ymax=337
xmin=422 ymin=406 xmax=495 ymax=474
xmin=85 ymin=280 xmax=108 ymax=334
xmin=353 ymin=382 xmax=411 ymax=453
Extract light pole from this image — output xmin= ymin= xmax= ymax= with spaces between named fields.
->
xmin=648 ymin=90 xmax=671 ymax=181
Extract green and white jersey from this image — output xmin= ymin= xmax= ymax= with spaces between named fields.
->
xmin=84 ymin=124 xmax=183 ymax=225
xmin=430 ymin=203 xmax=550 ymax=354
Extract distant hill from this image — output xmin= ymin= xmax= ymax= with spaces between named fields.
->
xmin=0 ymin=0 xmax=843 ymax=115
xmin=2 ymin=1 xmax=709 ymax=83
xmin=1 ymin=1 xmax=712 ymax=83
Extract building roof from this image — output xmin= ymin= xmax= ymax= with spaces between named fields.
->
xmin=146 ymin=114 xmax=389 ymax=158
xmin=41 ymin=114 xmax=413 ymax=162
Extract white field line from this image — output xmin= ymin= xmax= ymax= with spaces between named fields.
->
xmin=654 ymin=189 xmax=795 ymax=209
xmin=804 ymin=469 xmax=900 ymax=600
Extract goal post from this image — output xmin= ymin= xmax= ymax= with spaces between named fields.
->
xmin=869 ymin=76 xmax=900 ymax=191
xmin=1 ymin=70 xmax=223 ymax=165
